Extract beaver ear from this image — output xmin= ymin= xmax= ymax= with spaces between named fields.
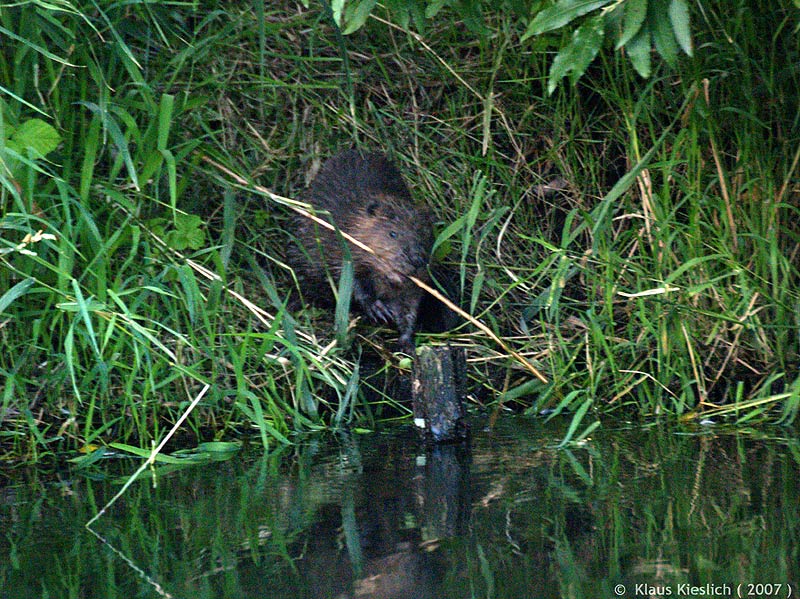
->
xmin=366 ymin=201 xmax=380 ymax=216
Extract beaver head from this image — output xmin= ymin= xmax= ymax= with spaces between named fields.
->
xmin=351 ymin=193 xmax=432 ymax=285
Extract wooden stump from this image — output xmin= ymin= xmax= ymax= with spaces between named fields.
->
xmin=412 ymin=345 xmax=469 ymax=443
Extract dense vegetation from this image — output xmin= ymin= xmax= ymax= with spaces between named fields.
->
xmin=1 ymin=0 xmax=798 ymax=463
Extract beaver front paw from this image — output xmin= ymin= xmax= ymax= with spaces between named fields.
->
xmin=364 ymin=299 xmax=396 ymax=324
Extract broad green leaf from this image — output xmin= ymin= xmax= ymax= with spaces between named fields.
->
xmin=568 ymin=15 xmax=604 ymax=84
xmin=78 ymin=101 xmax=140 ymax=191
xmin=431 ymin=212 xmax=466 ymax=258
xmin=573 ymin=419 xmax=601 ymax=443
xmin=80 ymin=114 xmax=101 ymax=201
xmin=522 ymin=0 xmax=611 ymax=40
xmin=0 ymin=84 xmax=50 ymax=117
xmin=156 ymin=94 xmax=174 ymax=151
xmin=10 ymin=118 xmax=61 ymax=158
xmin=176 ymin=264 xmax=201 ymax=324
xmin=335 ymin=258 xmax=354 ymax=346
xmin=166 ymin=213 xmax=205 ymax=250
xmin=602 ymin=0 xmax=625 ymax=31
xmin=170 ymin=442 xmax=242 ymax=462
xmin=0 ymin=25 xmax=78 ymax=66
xmin=470 ymin=270 xmax=484 ymax=315
xmin=343 ymin=0 xmax=377 ymax=34
xmin=57 ymin=298 xmax=108 ymax=312
xmin=547 ymin=15 xmax=605 ymax=94
xmin=425 ymin=0 xmax=447 ymax=18
xmin=110 ymin=442 xmax=187 ymax=463
xmin=668 ymin=0 xmax=692 ymax=56
xmin=0 ymin=278 xmax=35 ymax=314
xmin=458 ymin=0 xmax=487 ymax=34
xmin=196 ymin=441 xmax=242 ymax=456
xmin=503 ymin=378 xmax=545 ymax=404
xmin=548 ymin=49 xmax=579 ymax=94
xmin=183 ymin=227 xmax=204 ymax=250
xmin=174 ymin=212 xmax=202 ymax=234
xmin=384 ymin=0 xmax=412 ymax=29
xmin=616 ymin=0 xmax=647 ymax=49
xmin=556 ymin=396 xmax=593 ymax=447
xmin=70 ymin=278 xmax=102 ymax=359
xmin=407 ymin=0 xmax=428 ymax=32
xmin=650 ymin=0 xmax=679 ymax=66
xmin=331 ymin=0 xmax=345 ymax=26
xmin=625 ymin=26 xmax=652 ymax=77
xmin=68 ymin=446 xmax=111 ymax=467
xmin=166 ymin=223 xmax=204 ymax=251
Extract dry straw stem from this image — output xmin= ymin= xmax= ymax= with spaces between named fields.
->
xmin=203 ymin=156 xmax=548 ymax=384
xmin=409 ymin=275 xmax=548 ymax=383
xmin=84 ymin=384 xmax=211 ymax=599
xmin=86 ymin=384 xmax=211 ymax=530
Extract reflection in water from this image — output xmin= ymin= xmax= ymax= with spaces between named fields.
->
xmin=1 ymin=420 xmax=799 ymax=599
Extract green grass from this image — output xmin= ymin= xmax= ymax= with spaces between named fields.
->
xmin=1 ymin=1 xmax=799 ymax=463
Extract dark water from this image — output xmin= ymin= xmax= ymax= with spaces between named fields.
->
xmin=1 ymin=418 xmax=798 ymax=599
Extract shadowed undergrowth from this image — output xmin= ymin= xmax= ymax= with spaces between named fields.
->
xmin=1 ymin=0 xmax=798 ymax=463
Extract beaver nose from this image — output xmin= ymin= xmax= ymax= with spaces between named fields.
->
xmin=408 ymin=250 xmax=427 ymax=270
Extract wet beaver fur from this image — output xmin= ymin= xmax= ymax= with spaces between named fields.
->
xmin=287 ymin=149 xmax=435 ymax=348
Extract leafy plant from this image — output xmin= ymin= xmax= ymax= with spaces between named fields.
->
xmin=521 ymin=0 xmax=693 ymax=91
xmin=324 ymin=0 xmax=694 ymax=91
xmin=0 ymin=115 xmax=61 ymax=196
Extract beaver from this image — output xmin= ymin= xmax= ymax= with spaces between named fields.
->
xmin=287 ymin=149 xmax=434 ymax=348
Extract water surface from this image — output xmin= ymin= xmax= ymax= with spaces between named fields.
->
xmin=1 ymin=418 xmax=798 ymax=598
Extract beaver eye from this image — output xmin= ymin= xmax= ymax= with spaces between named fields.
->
xmin=389 ymin=231 xmax=398 ymax=239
